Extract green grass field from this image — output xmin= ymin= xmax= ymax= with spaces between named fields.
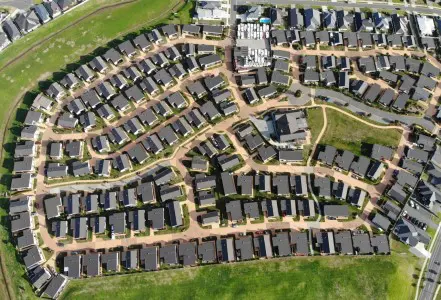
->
xmin=320 ymin=108 xmax=402 ymax=156
xmin=61 ymin=254 xmax=419 ymax=300
xmin=0 ymin=0 xmax=189 ymax=193
xmin=306 ymin=107 xmax=324 ymax=144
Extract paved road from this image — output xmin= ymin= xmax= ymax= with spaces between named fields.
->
xmin=236 ymin=0 xmax=441 ymax=15
xmin=315 ymin=89 xmax=437 ymax=133
xmin=0 ymin=0 xmax=32 ymax=10
xmin=420 ymin=232 xmax=441 ymax=300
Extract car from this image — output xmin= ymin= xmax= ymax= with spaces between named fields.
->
xmin=232 ymin=224 xmax=237 ymax=228
xmin=57 ymin=242 xmax=64 ymax=247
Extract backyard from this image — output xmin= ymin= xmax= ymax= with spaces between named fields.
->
xmin=320 ymin=108 xmax=402 ymax=156
xmin=60 ymin=253 xmax=420 ymax=300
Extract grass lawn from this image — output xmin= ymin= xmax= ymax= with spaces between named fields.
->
xmin=306 ymin=107 xmax=325 ymax=145
xmin=0 ymin=0 xmax=184 ymax=193
xmin=320 ymin=108 xmax=402 ymax=156
xmin=61 ymin=254 xmax=419 ymax=300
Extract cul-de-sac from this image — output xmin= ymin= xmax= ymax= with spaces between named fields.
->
xmin=3 ymin=0 xmax=441 ymax=299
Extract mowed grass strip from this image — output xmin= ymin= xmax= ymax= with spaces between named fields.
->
xmin=320 ymin=108 xmax=402 ymax=156
xmin=0 ymin=0 xmax=185 ymax=192
xmin=61 ymin=255 xmax=416 ymax=300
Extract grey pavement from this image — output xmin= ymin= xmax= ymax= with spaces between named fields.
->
xmin=315 ymin=89 xmax=437 ymax=132
xmin=0 ymin=0 xmax=33 ymax=10
xmin=236 ymin=0 xmax=441 ymax=16
xmin=287 ymin=82 xmax=312 ymax=106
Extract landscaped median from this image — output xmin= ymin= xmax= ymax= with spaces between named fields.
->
xmin=60 ymin=254 xmax=418 ymax=300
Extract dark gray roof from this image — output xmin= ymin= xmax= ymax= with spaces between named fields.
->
xmin=109 ymin=212 xmax=126 ymax=234
xmin=290 ymin=231 xmax=309 ymax=255
xmin=137 ymin=181 xmax=156 ymax=204
xmin=179 ymin=242 xmax=197 ymax=266
xmin=235 ymin=236 xmax=254 ymax=260
xmin=221 ymin=172 xmax=237 ymax=196
xmin=29 ymin=265 xmax=51 ymax=290
xmin=352 ymin=233 xmax=373 ymax=254
xmin=160 ymin=244 xmax=178 ymax=265
xmin=70 ymin=217 xmax=88 ymax=239
xmin=334 ymin=231 xmax=354 ymax=254
xmin=83 ymin=253 xmax=100 ymax=277
xmin=63 ymin=255 xmax=81 ymax=278
xmin=139 ymin=247 xmax=158 ymax=271
xmin=198 ymin=241 xmax=216 ymax=263
xmin=201 ymin=211 xmax=219 ymax=225
xmin=9 ymin=196 xmax=31 ymax=215
xmin=127 ymin=209 xmax=146 ymax=232
xmin=42 ymin=274 xmax=68 ymax=299
xmin=148 ymin=207 xmax=164 ymax=229
xmin=101 ymin=252 xmax=119 ymax=272
xmin=318 ymin=145 xmax=337 ymax=166
xmin=350 ymin=156 xmax=371 ymax=176
xmin=225 ymin=200 xmax=243 ymax=222
xmin=334 ymin=150 xmax=355 ymax=171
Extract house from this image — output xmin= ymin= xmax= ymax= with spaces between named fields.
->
xmin=95 ymin=159 xmax=111 ymax=177
xmin=2 ymin=19 xmax=21 ymax=41
xmin=350 ymin=156 xmax=371 ymax=177
xmin=31 ymin=93 xmax=54 ymax=112
xmin=179 ymin=242 xmax=197 ymax=266
xmin=257 ymin=145 xmax=277 ymax=163
xmin=394 ymin=217 xmax=430 ymax=246
xmin=333 ymin=181 xmax=349 ymax=200
xmin=335 ymin=150 xmax=355 ymax=171
xmin=121 ymin=250 xmax=138 ymax=269
xmin=216 ymin=237 xmax=235 ymax=263
xmin=108 ymin=127 xmax=129 ymax=145
xmin=254 ymin=234 xmax=273 ymax=258
xmin=147 ymin=29 xmax=164 ymax=44
xmin=127 ymin=210 xmax=146 ymax=233
xmin=133 ymin=33 xmax=152 ymax=52
xmin=44 ymin=1 xmax=62 ymax=18
xmin=279 ymin=150 xmax=303 ymax=164
xmin=316 ymin=231 xmax=336 ymax=255
xmin=198 ymin=241 xmax=217 ymax=263
xmin=333 ymin=231 xmax=353 ymax=255
xmin=20 ymin=125 xmax=39 ymax=141
xmin=101 ymin=252 xmax=120 ymax=272
xmin=202 ymin=25 xmax=223 ymax=37
xmin=198 ymin=190 xmax=216 ymax=207
xmin=30 ymin=5 xmax=49 ymax=25
xmin=118 ymin=40 xmax=137 ymax=58
xmin=14 ymin=10 xmax=40 ymax=34
xmin=182 ymin=24 xmax=201 ymax=37
xmin=95 ymin=82 xmax=116 ymax=100
xmin=297 ymin=199 xmax=316 ymax=218
xmin=314 ymin=176 xmax=332 ymax=200
xmin=113 ymin=154 xmax=132 ymax=172
xmin=257 ymin=85 xmax=277 ymax=99
xmin=42 ymin=274 xmax=68 ymax=299
xmin=102 ymin=48 xmax=123 ymax=65
xmin=28 ymin=266 xmax=51 ymax=291
xmin=70 ymin=217 xmax=88 ymax=239
xmin=23 ymin=245 xmax=45 ymax=270
xmin=17 ymin=229 xmax=37 ymax=251
xmin=139 ymin=247 xmax=159 ymax=271
xmin=318 ymin=145 xmax=337 ymax=166
xmin=108 ymin=212 xmax=126 ymax=235
xmin=235 ymin=236 xmax=254 ymax=261
xmin=124 ymin=118 xmax=145 ymax=135
xmin=225 ymin=200 xmax=243 ymax=223
xmin=82 ymin=253 xmax=101 ymax=277
xmin=122 ymin=67 xmax=141 ymax=83
xmin=63 ymin=255 xmax=81 ymax=278
xmin=243 ymin=201 xmax=260 ymax=220
xmin=166 ymin=200 xmax=183 ymax=227
xmin=200 ymin=101 xmax=221 ymax=120
xmin=368 ymin=161 xmax=385 ymax=180
xmin=304 ymin=8 xmax=321 ymax=31
xmin=371 ymin=213 xmax=391 ymax=231
xmin=148 ymin=208 xmax=165 ymax=230
xmin=338 ymin=71 xmax=349 ymax=89
xmin=352 ymin=233 xmax=373 ymax=254
xmin=324 ymin=205 xmax=350 ymax=220
xmin=201 ymin=211 xmax=219 ymax=227
xmin=198 ymin=54 xmax=222 ymax=69
xmin=273 ymin=175 xmax=290 ymax=196
xmin=291 ymin=231 xmax=309 ymax=255
xmin=378 ymin=89 xmax=395 ymax=107
xmin=10 ymin=211 xmax=33 ymax=233
xmin=261 ymin=199 xmax=279 ymax=219
xmin=11 ymin=174 xmax=34 ymax=191
xmin=127 ymin=143 xmax=149 ymax=164
xmin=89 ymin=56 xmax=108 ymax=73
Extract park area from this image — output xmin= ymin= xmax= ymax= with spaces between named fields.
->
xmin=61 ymin=249 xmax=419 ymax=300
xmin=319 ymin=108 xmax=402 ymax=156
